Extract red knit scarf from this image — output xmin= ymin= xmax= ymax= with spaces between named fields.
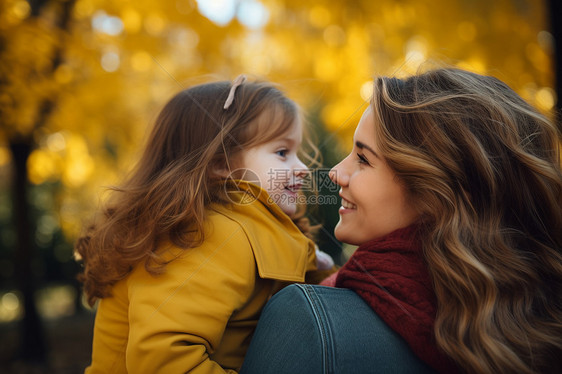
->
xmin=331 ymin=225 xmax=457 ymax=373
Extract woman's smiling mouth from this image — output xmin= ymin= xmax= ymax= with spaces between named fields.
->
xmin=340 ymin=196 xmax=357 ymax=210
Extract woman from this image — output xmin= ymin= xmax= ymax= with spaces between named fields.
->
xmin=240 ymin=68 xmax=562 ymax=374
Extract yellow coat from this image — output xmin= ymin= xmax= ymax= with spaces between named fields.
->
xmin=85 ymin=181 xmax=317 ymax=373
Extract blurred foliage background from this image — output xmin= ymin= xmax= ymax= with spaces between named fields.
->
xmin=0 ymin=0 xmax=559 ymax=372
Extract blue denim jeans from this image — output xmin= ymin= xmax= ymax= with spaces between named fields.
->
xmin=240 ymin=284 xmax=435 ymax=374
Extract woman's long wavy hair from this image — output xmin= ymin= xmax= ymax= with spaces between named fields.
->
xmin=75 ymin=80 xmax=317 ymax=306
xmin=371 ymin=68 xmax=562 ymax=373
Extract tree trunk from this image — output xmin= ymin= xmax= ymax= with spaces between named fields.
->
xmin=10 ymin=139 xmax=47 ymax=364
xmin=4 ymin=0 xmax=77 ymax=366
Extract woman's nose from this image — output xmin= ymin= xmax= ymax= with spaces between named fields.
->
xmin=330 ymin=160 xmax=349 ymax=187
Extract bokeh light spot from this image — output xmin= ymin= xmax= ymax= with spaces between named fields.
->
xmin=121 ymin=8 xmax=142 ymax=34
xmin=535 ymin=87 xmax=555 ymax=111
xmin=28 ymin=149 xmax=62 ymax=185
xmin=144 ymin=13 xmax=166 ymax=35
xmin=12 ymin=0 xmax=31 ymax=20
xmin=323 ymin=25 xmax=346 ymax=47
xmin=74 ymin=0 xmax=95 ymax=19
xmin=92 ymin=11 xmax=124 ymax=36
xmin=46 ymin=132 xmax=67 ymax=152
xmin=360 ymin=81 xmax=373 ymax=101
xmin=0 ymin=292 xmax=22 ymax=323
xmin=197 ymin=0 xmax=236 ymax=26
xmin=237 ymin=0 xmax=269 ymax=29
xmin=0 ymin=147 xmax=11 ymax=166
xmin=101 ymin=52 xmax=120 ymax=72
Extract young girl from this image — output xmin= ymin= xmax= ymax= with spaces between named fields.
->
xmin=75 ymin=75 xmax=332 ymax=373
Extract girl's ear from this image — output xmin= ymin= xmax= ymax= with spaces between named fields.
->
xmin=212 ymin=166 xmax=230 ymax=178
xmin=210 ymin=158 xmax=235 ymax=178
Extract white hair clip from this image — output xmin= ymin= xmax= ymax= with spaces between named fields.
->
xmin=223 ymin=74 xmax=247 ymax=110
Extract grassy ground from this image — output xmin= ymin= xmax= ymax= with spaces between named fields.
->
xmin=0 ymin=311 xmax=95 ymax=374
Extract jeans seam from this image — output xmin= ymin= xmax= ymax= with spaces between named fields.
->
xmin=296 ymin=284 xmax=335 ymax=374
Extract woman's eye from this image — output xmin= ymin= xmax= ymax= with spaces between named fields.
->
xmin=357 ymin=153 xmax=369 ymax=164
xmin=276 ymin=149 xmax=288 ymax=157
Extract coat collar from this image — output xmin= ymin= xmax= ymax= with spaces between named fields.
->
xmin=213 ymin=180 xmax=315 ymax=282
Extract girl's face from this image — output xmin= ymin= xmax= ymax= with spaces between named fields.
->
xmin=330 ymin=107 xmax=418 ymax=245
xmin=234 ymin=120 xmax=307 ymax=217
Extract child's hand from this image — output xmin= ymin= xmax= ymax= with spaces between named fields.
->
xmin=315 ymin=248 xmax=335 ymax=270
